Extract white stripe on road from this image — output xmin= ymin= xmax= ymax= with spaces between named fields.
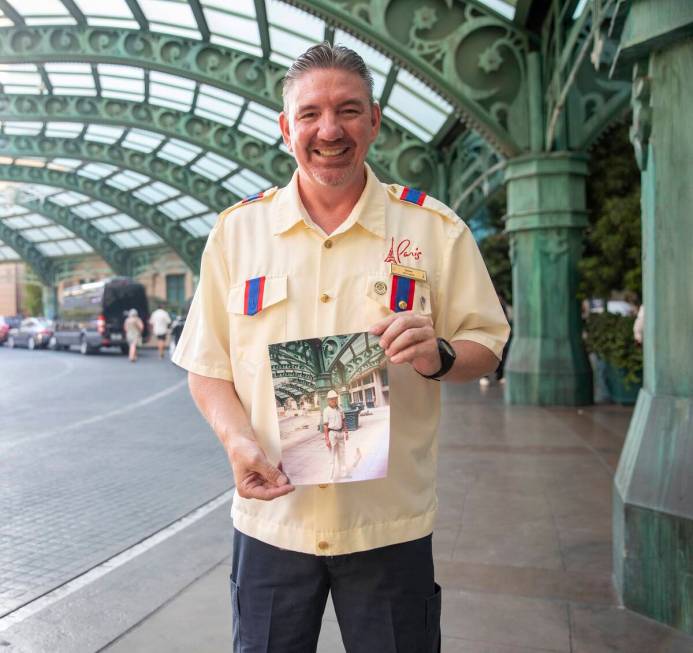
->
xmin=0 ymin=488 xmax=234 ymax=631
xmin=0 ymin=378 xmax=188 ymax=454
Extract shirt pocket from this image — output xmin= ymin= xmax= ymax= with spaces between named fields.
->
xmin=365 ymin=273 xmax=433 ymax=317
xmin=226 ymin=274 xmax=288 ymax=365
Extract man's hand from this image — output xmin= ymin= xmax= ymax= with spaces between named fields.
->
xmin=325 ymin=437 xmax=332 ymax=449
xmin=227 ymin=437 xmax=295 ymax=501
xmin=369 ymin=311 xmax=441 ymax=376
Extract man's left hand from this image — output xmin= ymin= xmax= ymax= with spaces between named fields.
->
xmin=369 ymin=312 xmax=440 ymax=376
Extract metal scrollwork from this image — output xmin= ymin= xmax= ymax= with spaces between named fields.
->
xmin=0 ymin=164 xmax=201 ymax=271
xmin=0 ymin=26 xmax=441 ymax=192
xmin=0 ymin=221 xmax=55 ymax=286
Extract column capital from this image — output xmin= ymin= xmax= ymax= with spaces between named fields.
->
xmin=504 ymin=152 xmax=589 ymax=233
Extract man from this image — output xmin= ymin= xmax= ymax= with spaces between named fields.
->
xmin=323 ymin=389 xmax=349 ymax=480
xmin=149 ymin=305 xmax=171 ymax=359
xmin=173 ymin=43 xmax=509 ymax=652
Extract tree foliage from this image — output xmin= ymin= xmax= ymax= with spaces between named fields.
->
xmin=23 ymin=283 xmax=43 ymax=316
xmin=478 ymin=188 xmax=512 ymax=303
xmin=580 ymin=123 xmax=642 ymax=300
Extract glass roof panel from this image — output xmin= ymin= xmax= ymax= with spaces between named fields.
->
xmin=76 ymin=162 xmax=119 ymax=180
xmin=157 ymin=139 xmax=202 ymax=165
xmin=6 ymin=0 xmax=69 ymax=17
xmin=48 ymin=191 xmax=89 ymax=206
xmin=222 ymin=169 xmax=272 ymax=197
xmin=50 ymin=158 xmax=82 ymax=170
xmin=191 ymin=152 xmax=236 ymax=181
xmin=0 ymin=245 xmax=20 ymax=260
xmin=195 ymin=85 xmax=243 ymax=125
xmin=36 ymin=241 xmax=65 ymax=256
xmin=203 ymin=7 xmax=261 ymax=55
xmin=159 ymin=195 xmax=208 ymax=219
xmin=45 ymin=122 xmax=84 ymax=138
xmin=239 ymin=102 xmax=279 ymax=144
xmin=138 ymin=1 xmax=198 ymax=29
xmin=72 ymin=201 xmax=115 ymax=219
xmin=121 ymin=129 xmax=165 ymax=153
xmin=73 ymin=0 xmax=134 ymax=18
xmin=132 ymin=181 xmax=178 ymax=204
xmin=181 ymin=214 xmax=215 ymax=237
xmin=84 ymin=125 xmax=125 ymax=144
xmin=106 ymin=170 xmax=150 ymax=191
xmin=0 ymin=65 xmax=43 ymax=93
xmin=3 ymin=214 xmax=49 ymax=229
xmin=267 ymin=1 xmax=324 ymax=41
xmin=55 ymin=239 xmax=93 ymax=254
xmin=3 ymin=122 xmax=43 ymax=135
xmin=476 ymin=0 xmax=516 ymax=20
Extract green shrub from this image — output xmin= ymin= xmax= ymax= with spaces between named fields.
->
xmin=584 ymin=312 xmax=643 ymax=385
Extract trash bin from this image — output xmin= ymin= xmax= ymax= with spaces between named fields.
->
xmin=343 ymin=408 xmax=360 ymax=431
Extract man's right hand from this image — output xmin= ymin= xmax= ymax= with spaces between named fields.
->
xmin=227 ymin=438 xmax=294 ymax=501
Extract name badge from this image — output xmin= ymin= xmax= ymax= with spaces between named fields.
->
xmin=389 ymin=263 xmax=427 ymax=282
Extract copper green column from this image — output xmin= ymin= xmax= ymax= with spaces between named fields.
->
xmin=612 ymin=3 xmax=693 ymax=634
xmin=503 ymin=153 xmax=592 ymax=406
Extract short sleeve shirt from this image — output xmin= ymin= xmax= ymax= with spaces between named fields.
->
xmin=172 ymin=163 xmax=510 ymax=556
xmin=150 ymin=309 xmax=171 ymax=336
xmin=323 ymin=406 xmax=343 ymax=431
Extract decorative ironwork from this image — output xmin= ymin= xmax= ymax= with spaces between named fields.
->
xmin=0 ymin=133 xmax=240 ymax=212
xmin=541 ymin=0 xmax=630 ymax=150
xmin=0 ymin=27 xmax=439 ymax=189
xmin=0 ymin=220 xmax=54 ymax=285
xmin=629 ymin=61 xmax=651 ymax=171
xmin=0 ymin=164 xmax=204 ymax=271
xmin=0 ymin=94 xmax=292 ymax=188
xmin=447 ymin=130 xmax=505 ymax=223
xmin=17 ymin=196 xmax=130 ymax=276
xmin=288 ymin=0 xmax=530 ymax=155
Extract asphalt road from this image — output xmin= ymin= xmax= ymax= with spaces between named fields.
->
xmin=0 ymin=345 xmax=232 ymax=618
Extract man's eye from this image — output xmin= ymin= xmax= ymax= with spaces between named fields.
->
xmin=299 ymin=112 xmax=316 ymax=120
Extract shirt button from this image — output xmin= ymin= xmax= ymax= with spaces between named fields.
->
xmin=324 ymin=239 xmax=333 ymax=249
xmin=317 ymin=540 xmax=329 ymax=550
xmin=398 ymin=300 xmax=408 ymax=310
xmin=320 ymin=293 xmax=330 ymax=303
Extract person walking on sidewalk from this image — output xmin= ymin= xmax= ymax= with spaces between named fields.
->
xmin=173 ymin=43 xmax=510 ymax=652
xmin=124 ymin=308 xmax=144 ymax=363
xmin=149 ymin=305 xmax=172 ymax=359
xmin=323 ymin=389 xmax=349 ymax=480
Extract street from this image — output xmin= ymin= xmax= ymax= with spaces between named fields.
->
xmin=0 ymin=346 xmax=231 ymax=618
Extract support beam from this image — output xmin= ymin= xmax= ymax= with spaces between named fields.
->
xmin=612 ymin=1 xmax=693 ymax=634
xmin=0 ymin=132 xmax=241 ymax=211
xmin=0 ymin=221 xmax=54 ymax=286
xmin=503 ymin=152 xmax=592 ymax=406
xmin=17 ymin=197 xmax=129 ymax=276
xmin=0 ymin=27 xmax=439 ymax=189
xmin=0 ymin=165 xmax=203 ymax=272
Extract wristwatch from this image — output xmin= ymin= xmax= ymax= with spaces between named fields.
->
xmin=419 ymin=338 xmax=457 ymax=381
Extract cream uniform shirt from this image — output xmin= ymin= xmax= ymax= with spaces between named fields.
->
xmin=323 ymin=405 xmax=344 ymax=431
xmin=172 ymin=164 xmax=510 ymax=556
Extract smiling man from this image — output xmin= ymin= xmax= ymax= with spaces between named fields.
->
xmin=173 ymin=43 xmax=509 ymax=652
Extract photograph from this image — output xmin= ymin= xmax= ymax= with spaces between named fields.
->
xmin=268 ymin=332 xmax=390 ymax=485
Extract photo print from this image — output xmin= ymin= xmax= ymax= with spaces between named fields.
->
xmin=269 ymin=331 xmax=390 ymax=485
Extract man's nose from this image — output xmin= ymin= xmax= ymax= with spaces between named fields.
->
xmin=317 ymin=112 xmax=343 ymax=141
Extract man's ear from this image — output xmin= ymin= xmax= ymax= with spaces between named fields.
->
xmin=369 ymin=101 xmax=382 ymax=139
xmin=279 ymin=111 xmax=293 ymax=153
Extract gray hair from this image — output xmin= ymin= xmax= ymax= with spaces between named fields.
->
xmin=282 ymin=42 xmax=375 ymax=112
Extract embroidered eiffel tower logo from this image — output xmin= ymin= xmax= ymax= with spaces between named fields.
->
xmin=384 ymin=237 xmax=397 ymax=263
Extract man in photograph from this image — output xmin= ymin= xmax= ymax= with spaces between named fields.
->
xmin=322 ymin=389 xmax=349 ymax=480
xmin=173 ymin=42 xmax=509 ymax=652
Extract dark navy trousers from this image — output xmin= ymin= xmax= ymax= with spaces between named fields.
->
xmin=230 ymin=529 xmax=442 ymax=653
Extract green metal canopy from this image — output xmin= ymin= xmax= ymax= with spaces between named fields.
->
xmin=0 ymin=0 xmax=628 ymax=281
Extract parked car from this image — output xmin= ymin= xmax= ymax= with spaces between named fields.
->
xmin=0 ymin=315 xmax=21 ymax=344
xmin=49 ymin=277 xmax=150 ymax=355
xmin=6 ymin=317 xmax=54 ymax=350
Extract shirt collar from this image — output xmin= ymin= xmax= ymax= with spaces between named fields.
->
xmin=272 ymin=163 xmax=386 ymax=239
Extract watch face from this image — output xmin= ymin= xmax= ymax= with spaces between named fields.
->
xmin=439 ymin=338 xmax=456 ymax=358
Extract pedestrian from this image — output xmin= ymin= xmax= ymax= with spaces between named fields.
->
xmin=172 ymin=43 xmax=509 ymax=652
xmin=149 ymin=305 xmax=172 ymax=359
xmin=124 ymin=308 xmax=143 ymax=363
xmin=323 ymin=389 xmax=349 ymax=480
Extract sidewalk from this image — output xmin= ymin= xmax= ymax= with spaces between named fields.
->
xmin=4 ymin=383 xmax=693 ymax=652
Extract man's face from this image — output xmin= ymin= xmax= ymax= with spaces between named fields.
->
xmin=328 ymin=397 xmax=338 ymax=408
xmin=279 ymin=67 xmax=381 ymax=189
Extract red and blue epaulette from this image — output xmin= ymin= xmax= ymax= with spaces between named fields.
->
xmin=399 ymin=186 xmax=427 ymax=206
xmin=241 ymin=191 xmax=265 ymax=204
